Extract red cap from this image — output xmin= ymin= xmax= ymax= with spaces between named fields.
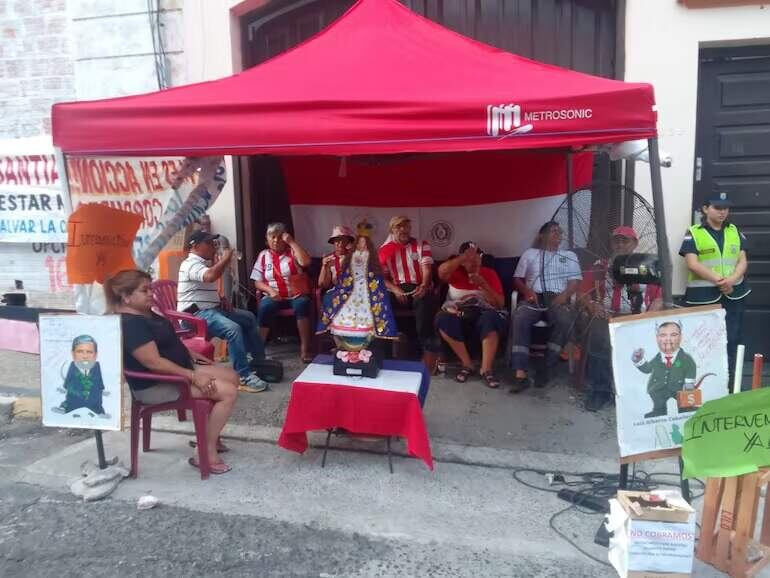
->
xmin=611 ymin=226 xmax=638 ymax=240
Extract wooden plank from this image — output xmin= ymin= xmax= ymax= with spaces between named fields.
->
xmin=697 ymin=477 xmax=725 ymax=563
xmin=760 ymin=481 xmax=770 ymax=546
xmin=714 ymin=476 xmax=739 ymax=572
xmin=733 ymin=473 xmax=760 ymax=577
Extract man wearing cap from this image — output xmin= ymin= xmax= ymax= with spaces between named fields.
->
xmin=318 ymin=225 xmax=355 ymax=292
xmin=178 ymin=231 xmax=269 ymax=393
xmin=679 ymin=193 xmax=750 ymax=386
xmin=580 ymin=226 xmax=662 ymax=411
xmin=378 ymin=216 xmax=439 ymax=368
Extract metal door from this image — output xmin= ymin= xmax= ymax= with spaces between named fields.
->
xmin=694 ymin=46 xmax=770 ymax=358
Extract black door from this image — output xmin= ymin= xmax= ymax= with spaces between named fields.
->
xmin=694 ymin=46 xmax=770 ymax=359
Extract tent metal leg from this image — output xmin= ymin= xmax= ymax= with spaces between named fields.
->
xmin=566 ymin=151 xmax=574 ymax=249
xmin=386 ymin=436 xmax=394 ymax=474
xmin=647 ymin=137 xmax=673 ymax=308
xmin=321 ymin=428 xmax=333 ymax=468
xmin=623 ymin=158 xmax=636 ymax=226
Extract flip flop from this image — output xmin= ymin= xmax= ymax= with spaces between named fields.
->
xmin=301 ymin=356 xmax=314 ymax=364
xmin=188 ymin=439 xmax=230 ymax=453
xmin=455 ymin=366 xmax=474 ymax=383
xmin=481 ymin=371 xmax=501 ymax=389
xmin=188 ymin=457 xmax=231 ymax=475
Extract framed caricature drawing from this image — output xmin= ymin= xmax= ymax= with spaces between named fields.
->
xmin=39 ymin=314 xmax=122 ymax=431
xmin=609 ymin=305 xmax=728 ymax=458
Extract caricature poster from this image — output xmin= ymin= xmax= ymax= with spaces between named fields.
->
xmin=39 ymin=314 xmax=122 ymax=431
xmin=609 ymin=305 xmax=728 ymax=457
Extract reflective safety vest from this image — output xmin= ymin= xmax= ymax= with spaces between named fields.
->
xmin=685 ymin=223 xmax=749 ymax=304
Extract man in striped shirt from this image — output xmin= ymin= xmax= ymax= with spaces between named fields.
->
xmin=251 ymin=222 xmax=313 ymax=363
xmin=177 ymin=231 xmax=268 ymax=393
xmin=378 ymin=215 xmax=439 ymax=367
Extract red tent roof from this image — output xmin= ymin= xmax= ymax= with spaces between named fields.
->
xmin=52 ymin=0 xmax=657 ymax=157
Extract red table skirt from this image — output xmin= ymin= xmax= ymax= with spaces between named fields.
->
xmin=278 ymin=380 xmax=433 ymax=470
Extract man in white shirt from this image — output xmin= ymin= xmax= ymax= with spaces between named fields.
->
xmin=178 ymin=231 xmax=268 ymax=393
xmin=510 ymin=221 xmax=582 ymax=392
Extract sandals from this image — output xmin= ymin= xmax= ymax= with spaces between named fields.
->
xmin=301 ymin=355 xmax=314 ymax=364
xmin=481 ymin=371 xmax=501 ymax=389
xmin=455 ymin=367 xmax=474 ymax=383
xmin=188 ymin=439 xmax=230 ymax=453
xmin=188 ymin=456 xmax=231 ymax=475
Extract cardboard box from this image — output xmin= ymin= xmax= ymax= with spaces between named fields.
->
xmin=608 ymin=490 xmax=696 ymax=578
xmin=616 ymin=491 xmax=695 ymax=523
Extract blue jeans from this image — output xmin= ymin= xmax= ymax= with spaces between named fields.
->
xmin=258 ymin=295 xmax=311 ymax=327
xmin=197 ymin=307 xmax=264 ymax=379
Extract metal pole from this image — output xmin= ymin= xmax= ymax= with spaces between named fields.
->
xmin=566 ymin=151 xmax=574 ymax=249
xmin=648 ymin=138 xmax=673 ymax=308
xmin=94 ymin=430 xmax=108 ymax=470
xmin=623 ymin=158 xmax=636 ymax=226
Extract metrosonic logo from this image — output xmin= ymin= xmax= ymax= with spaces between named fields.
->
xmin=486 ymin=104 xmax=594 ymax=137
xmin=486 ymin=104 xmax=533 ymax=137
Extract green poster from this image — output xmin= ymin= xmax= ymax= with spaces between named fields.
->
xmin=682 ymin=388 xmax=770 ymax=479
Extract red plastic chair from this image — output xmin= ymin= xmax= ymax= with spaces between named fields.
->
xmin=125 ymin=369 xmax=215 ymax=480
xmin=151 ymin=280 xmax=215 ymax=360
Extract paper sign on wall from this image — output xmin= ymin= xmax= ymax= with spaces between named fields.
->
xmin=65 ymin=204 xmax=142 ymax=284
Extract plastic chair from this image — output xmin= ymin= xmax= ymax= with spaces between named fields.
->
xmin=125 ymin=369 xmax=215 ymax=480
xmin=150 ymin=279 xmax=215 ymax=360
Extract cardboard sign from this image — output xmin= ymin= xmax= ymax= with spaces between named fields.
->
xmin=39 ymin=314 xmax=123 ymax=431
xmin=608 ymin=305 xmax=729 ymax=458
xmin=682 ymin=387 xmax=770 ymax=479
xmin=65 ymin=204 xmax=141 ymax=284
xmin=608 ymin=490 xmax=695 ymax=578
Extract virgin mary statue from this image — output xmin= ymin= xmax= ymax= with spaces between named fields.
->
xmin=317 ymin=222 xmax=397 ymax=354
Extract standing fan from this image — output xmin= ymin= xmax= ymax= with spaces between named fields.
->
xmin=550 ymin=183 xmax=659 ymax=275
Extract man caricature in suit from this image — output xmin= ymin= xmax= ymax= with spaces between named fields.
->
xmin=51 ymin=335 xmax=109 ymax=418
xmin=632 ymin=321 xmax=696 ymax=418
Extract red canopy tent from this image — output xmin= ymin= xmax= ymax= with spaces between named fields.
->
xmin=51 ymin=0 xmax=671 ymax=300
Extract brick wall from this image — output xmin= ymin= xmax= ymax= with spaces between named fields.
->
xmin=0 ymin=0 xmax=75 ymax=138
xmin=0 ymin=0 xmax=185 ymax=139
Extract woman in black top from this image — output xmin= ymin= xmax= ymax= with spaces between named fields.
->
xmin=105 ymin=269 xmax=239 ymax=475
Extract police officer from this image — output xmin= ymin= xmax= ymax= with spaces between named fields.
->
xmin=679 ymin=192 xmax=750 ymax=385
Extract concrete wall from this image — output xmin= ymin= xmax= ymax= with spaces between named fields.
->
xmin=0 ymin=0 xmax=75 ymax=137
xmin=624 ymin=0 xmax=770 ymax=294
xmin=68 ymin=0 xmax=186 ymax=100
xmin=182 ymin=0 xmax=267 ymax=248
xmin=0 ymin=0 xmax=186 ymax=139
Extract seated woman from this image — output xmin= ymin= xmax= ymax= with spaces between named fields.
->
xmin=250 ymin=222 xmax=313 ymax=363
xmin=510 ymin=221 xmax=582 ymax=393
xmin=318 ymin=225 xmax=355 ymax=297
xmin=317 ymin=229 xmax=398 ymax=346
xmin=436 ymin=242 xmax=506 ymax=388
xmin=105 ymin=269 xmax=239 ymax=475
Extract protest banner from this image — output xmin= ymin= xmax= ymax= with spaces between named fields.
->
xmin=0 ymin=153 xmax=68 ymax=243
xmin=65 ymin=155 xmax=226 ymax=270
xmin=66 ymin=204 xmax=142 ymax=284
xmin=40 ymin=314 xmax=122 ymax=431
xmin=609 ymin=305 xmax=729 ymax=458
xmin=682 ymin=387 xmax=770 ymax=479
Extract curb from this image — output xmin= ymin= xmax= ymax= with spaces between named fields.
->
xmin=149 ymin=415 xmax=623 ymax=473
